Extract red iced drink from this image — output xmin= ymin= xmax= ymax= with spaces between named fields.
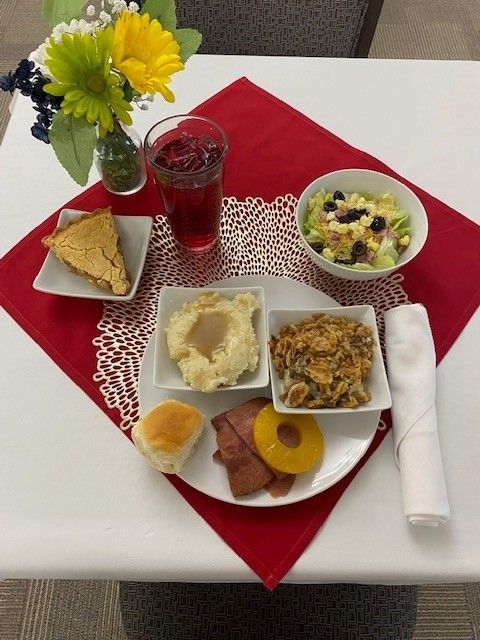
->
xmin=145 ymin=117 xmax=227 ymax=252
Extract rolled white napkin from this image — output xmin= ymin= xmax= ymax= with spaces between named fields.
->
xmin=384 ymin=304 xmax=450 ymax=527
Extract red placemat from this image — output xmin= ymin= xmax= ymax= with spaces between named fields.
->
xmin=1 ymin=78 xmax=479 ymax=589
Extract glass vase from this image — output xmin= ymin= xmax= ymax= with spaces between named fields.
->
xmin=94 ymin=120 xmax=147 ymax=195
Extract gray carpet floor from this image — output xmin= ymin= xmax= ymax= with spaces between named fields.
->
xmin=1 ymin=0 xmax=480 ymax=638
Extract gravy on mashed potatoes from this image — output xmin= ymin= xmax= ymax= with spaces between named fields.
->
xmin=165 ymin=291 xmax=260 ymax=392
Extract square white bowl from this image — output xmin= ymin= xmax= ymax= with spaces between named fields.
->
xmin=154 ymin=286 xmax=269 ymax=391
xmin=33 ymin=208 xmax=153 ymax=301
xmin=267 ymin=305 xmax=391 ymax=414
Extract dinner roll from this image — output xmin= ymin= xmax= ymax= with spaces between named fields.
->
xmin=132 ymin=399 xmax=205 ymax=474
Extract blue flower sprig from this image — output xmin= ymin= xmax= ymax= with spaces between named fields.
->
xmin=0 ymin=59 xmax=62 ymax=143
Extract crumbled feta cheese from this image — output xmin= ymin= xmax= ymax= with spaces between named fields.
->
xmin=365 ymin=203 xmax=375 ymax=213
xmin=336 ymin=224 xmax=349 ymax=235
xmin=399 ymin=235 xmax=410 ymax=246
xmin=325 ymin=212 xmax=336 ymax=222
xmin=348 ymin=221 xmax=360 ymax=231
xmin=360 ymin=215 xmax=372 ymax=227
xmin=367 ymin=240 xmax=379 ymax=252
xmin=328 ymin=220 xmax=339 ymax=231
xmin=322 ymin=247 xmax=335 ymax=261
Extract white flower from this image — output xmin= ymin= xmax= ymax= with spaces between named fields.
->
xmin=30 ymin=39 xmax=55 ymax=79
xmin=86 ymin=4 xmax=95 ymax=16
xmin=50 ymin=17 xmax=96 ymax=42
xmin=78 ymin=19 xmax=93 ymax=34
xmin=112 ymin=0 xmax=128 ymax=13
xmin=99 ymin=10 xmax=112 ymax=23
xmin=52 ymin=21 xmax=69 ymax=41
xmin=128 ymin=1 xmax=139 ymax=12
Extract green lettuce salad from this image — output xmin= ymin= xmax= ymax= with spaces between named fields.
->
xmin=303 ymin=189 xmax=411 ymax=270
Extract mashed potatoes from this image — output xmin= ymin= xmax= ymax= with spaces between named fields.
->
xmin=165 ymin=291 xmax=260 ymax=392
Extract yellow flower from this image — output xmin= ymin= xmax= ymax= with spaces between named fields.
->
xmin=43 ymin=28 xmax=133 ymax=134
xmin=112 ymin=11 xmax=184 ymax=101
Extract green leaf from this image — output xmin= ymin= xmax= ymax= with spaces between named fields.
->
xmin=42 ymin=0 xmax=86 ymax=29
xmin=174 ymin=28 xmax=202 ymax=62
xmin=140 ymin=0 xmax=177 ymax=32
xmin=122 ymin=80 xmax=135 ymax=103
xmin=49 ymin=111 xmax=96 ymax=186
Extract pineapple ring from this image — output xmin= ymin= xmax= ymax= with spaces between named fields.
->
xmin=253 ymin=403 xmax=323 ymax=474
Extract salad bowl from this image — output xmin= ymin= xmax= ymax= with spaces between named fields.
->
xmin=295 ymin=169 xmax=428 ymax=281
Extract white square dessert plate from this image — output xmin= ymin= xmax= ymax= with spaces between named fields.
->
xmin=268 ymin=305 xmax=391 ymax=415
xmin=154 ymin=285 xmax=269 ymax=391
xmin=33 ymin=208 xmax=153 ymax=301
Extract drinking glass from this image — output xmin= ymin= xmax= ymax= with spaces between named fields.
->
xmin=145 ymin=115 xmax=228 ymax=252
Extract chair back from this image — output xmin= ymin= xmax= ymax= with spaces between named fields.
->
xmin=176 ymin=0 xmax=384 ymax=57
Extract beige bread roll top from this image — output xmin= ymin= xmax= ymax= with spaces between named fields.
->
xmin=132 ymin=399 xmax=205 ymax=474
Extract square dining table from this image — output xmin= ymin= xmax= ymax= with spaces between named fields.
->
xmin=1 ymin=55 xmax=479 ymax=584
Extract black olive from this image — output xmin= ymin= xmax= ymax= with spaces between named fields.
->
xmin=323 ymin=201 xmax=337 ymax=212
xmin=370 ymin=216 xmax=386 ymax=232
xmin=333 ymin=190 xmax=345 ymax=201
xmin=348 ymin=209 xmax=363 ymax=221
xmin=335 ymin=257 xmax=355 ymax=265
xmin=338 ymin=209 xmax=361 ymax=223
xmin=310 ymin=242 xmax=324 ymax=253
xmin=351 ymin=241 xmax=367 ymax=257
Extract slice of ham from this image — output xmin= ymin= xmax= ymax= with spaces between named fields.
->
xmin=214 ymin=415 xmax=274 ymax=497
xmin=212 ymin=449 xmax=223 ymax=463
xmin=213 ymin=446 xmax=296 ymax=499
xmin=225 ymin=397 xmax=288 ymax=480
xmin=224 ymin=397 xmax=270 ymax=450
xmin=211 ymin=413 xmax=228 ymax=432
xmin=265 ymin=474 xmax=296 ymax=498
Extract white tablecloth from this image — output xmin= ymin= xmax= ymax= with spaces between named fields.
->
xmin=1 ymin=56 xmax=479 ymax=583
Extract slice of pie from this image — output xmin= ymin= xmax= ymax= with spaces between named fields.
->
xmin=42 ymin=207 xmax=131 ymax=295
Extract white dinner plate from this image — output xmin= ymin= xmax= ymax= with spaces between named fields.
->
xmin=33 ymin=208 xmax=152 ymax=301
xmin=138 ymin=275 xmax=380 ymax=507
